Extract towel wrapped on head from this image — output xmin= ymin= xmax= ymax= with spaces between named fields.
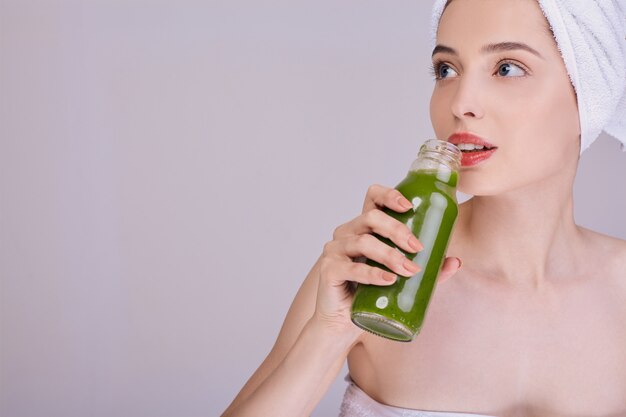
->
xmin=430 ymin=0 xmax=626 ymax=154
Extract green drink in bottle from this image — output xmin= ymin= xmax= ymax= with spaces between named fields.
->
xmin=351 ymin=139 xmax=461 ymax=342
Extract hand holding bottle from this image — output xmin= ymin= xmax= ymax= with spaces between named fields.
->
xmin=312 ymin=183 xmax=462 ymax=342
xmin=351 ymin=140 xmax=462 ymax=341
xmin=222 ymin=142 xmax=463 ymax=417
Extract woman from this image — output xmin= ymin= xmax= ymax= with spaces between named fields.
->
xmin=222 ymin=0 xmax=626 ymax=415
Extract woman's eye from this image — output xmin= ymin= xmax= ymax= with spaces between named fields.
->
xmin=497 ymin=62 xmax=526 ymax=77
xmin=431 ymin=61 xmax=526 ymax=80
xmin=437 ymin=63 xmax=458 ymax=79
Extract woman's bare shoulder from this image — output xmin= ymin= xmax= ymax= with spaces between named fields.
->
xmin=580 ymin=226 xmax=626 ymax=252
xmin=578 ymin=226 xmax=626 ymax=284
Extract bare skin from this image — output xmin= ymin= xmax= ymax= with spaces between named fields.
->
xmin=349 ymin=203 xmax=626 ymax=416
xmin=222 ymin=0 xmax=626 ymax=416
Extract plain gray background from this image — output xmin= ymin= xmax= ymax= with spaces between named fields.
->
xmin=1 ymin=1 xmax=625 ymax=416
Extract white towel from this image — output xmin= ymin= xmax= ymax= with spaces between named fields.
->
xmin=430 ymin=0 xmax=626 ymax=154
xmin=339 ymin=375 xmax=497 ymax=417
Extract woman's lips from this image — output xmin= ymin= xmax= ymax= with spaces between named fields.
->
xmin=447 ymin=132 xmax=498 ymax=167
xmin=460 ymin=148 xmax=497 ymax=167
xmin=448 ymin=132 xmax=496 ymax=148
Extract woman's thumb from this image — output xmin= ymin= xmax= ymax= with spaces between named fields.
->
xmin=438 ymin=257 xmax=462 ymax=283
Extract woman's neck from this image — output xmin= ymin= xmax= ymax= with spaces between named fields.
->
xmin=455 ymin=174 xmax=584 ymax=290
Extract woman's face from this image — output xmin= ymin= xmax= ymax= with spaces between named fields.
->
xmin=429 ymin=0 xmax=580 ymax=196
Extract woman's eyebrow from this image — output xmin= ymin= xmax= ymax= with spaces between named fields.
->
xmin=432 ymin=42 xmax=545 ymax=59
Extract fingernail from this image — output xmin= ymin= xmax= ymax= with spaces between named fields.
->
xmin=397 ymin=197 xmax=413 ymax=210
xmin=408 ymin=235 xmax=422 ymax=251
xmin=403 ymin=259 xmax=420 ymax=274
xmin=456 ymin=257 xmax=463 ymax=269
xmin=383 ymin=272 xmax=397 ymax=281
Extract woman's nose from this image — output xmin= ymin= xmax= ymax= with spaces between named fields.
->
xmin=450 ymin=76 xmax=485 ymax=120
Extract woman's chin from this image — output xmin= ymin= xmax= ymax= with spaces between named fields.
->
xmin=457 ymin=180 xmax=502 ymax=197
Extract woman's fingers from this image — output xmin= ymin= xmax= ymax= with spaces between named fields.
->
xmin=332 ymin=183 xmax=419 ymax=252
xmin=320 ymin=255 xmax=398 ymax=287
xmin=362 ymin=184 xmax=413 ymax=214
xmin=333 ymin=209 xmax=422 ymax=253
xmin=321 ymin=248 xmax=461 ymax=290
xmin=438 ymin=257 xmax=462 ymax=283
xmin=324 ymin=235 xmax=421 ymax=278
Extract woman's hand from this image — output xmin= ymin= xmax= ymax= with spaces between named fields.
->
xmin=221 ymin=185 xmax=463 ymax=417
xmin=311 ymin=184 xmax=462 ymax=339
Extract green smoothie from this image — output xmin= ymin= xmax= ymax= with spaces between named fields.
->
xmin=351 ymin=167 xmax=459 ymax=342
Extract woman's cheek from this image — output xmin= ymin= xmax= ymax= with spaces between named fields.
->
xmin=429 ymin=92 xmax=450 ymax=139
xmin=491 ymin=79 xmax=536 ymax=110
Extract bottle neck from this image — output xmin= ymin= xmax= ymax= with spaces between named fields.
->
xmin=409 ymin=156 xmax=459 ymax=187
xmin=408 ymin=140 xmax=461 ymax=187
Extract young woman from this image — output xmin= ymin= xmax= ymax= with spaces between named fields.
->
xmin=222 ymin=0 xmax=626 ymax=415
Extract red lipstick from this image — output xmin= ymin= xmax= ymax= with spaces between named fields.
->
xmin=447 ymin=132 xmax=498 ymax=167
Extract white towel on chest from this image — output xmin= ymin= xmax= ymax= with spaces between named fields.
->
xmin=430 ymin=0 xmax=626 ymax=154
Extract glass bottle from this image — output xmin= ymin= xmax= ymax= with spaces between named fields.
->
xmin=351 ymin=139 xmax=461 ymax=342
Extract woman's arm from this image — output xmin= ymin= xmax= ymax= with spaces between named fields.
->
xmin=221 ymin=185 xmax=461 ymax=416
xmin=223 ymin=317 xmax=357 ymax=417
xmin=220 ymin=257 xmax=360 ymax=417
